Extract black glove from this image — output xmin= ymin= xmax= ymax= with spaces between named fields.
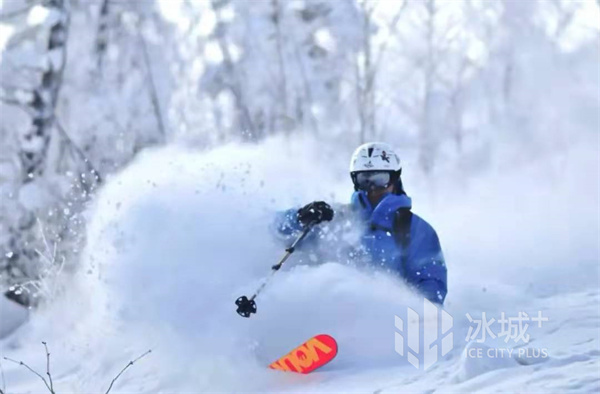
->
xmin=297 ymin=201 xmax=334 ymax=226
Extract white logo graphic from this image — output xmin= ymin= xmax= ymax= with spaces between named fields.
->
xmin=395 ymin=298 xmax=453 ymax=369
xmin=465 ymin=310 xmax=548 ymax=344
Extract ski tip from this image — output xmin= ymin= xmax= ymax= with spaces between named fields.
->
xmin=313 ymin=334 xmax=338 ymax=356
xmin=268 ymin=334 xmax=338 ymax=374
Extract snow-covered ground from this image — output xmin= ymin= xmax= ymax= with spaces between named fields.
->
xmin=1 ymin=137 xmax=598 ymax=393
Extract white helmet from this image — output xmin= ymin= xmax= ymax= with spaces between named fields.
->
xmin=349 ymin=142 xmax=402 ymax=191
xmin=349 ymin=142 xmax=401 ymax=173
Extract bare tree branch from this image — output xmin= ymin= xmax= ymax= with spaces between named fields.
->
xmin=272 ymin=0 xmax=289 ymax=131
xmin=293 ymin=44 xmax=319 ymax=136
xmin=364 ymin=0 xmax=380 ymax=18
xmin=55 ymin=118 xmax=103 ymax=184
xmin=42 ymin=342 xmax=54 ymax=394
xmin=371 ymin=0 xmax=407 ymax=78
xmin=3 ymin=354 xmax=54 ymax=394
xmin=139 ymin=30 xmax=166 ymax=141
xmin=550 ymin=0 xmax=577 ymax=41
xmin=211 ymin=0 xmax=257 ymax=139
xmin=4 ymin=345 xmax=150 ymax=394
xmin=17 ymin=218 xmax=65 ymax=302
xmin=104 ymin=349 xmax=152 ymax=394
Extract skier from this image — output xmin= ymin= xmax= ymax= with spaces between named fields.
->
xmin=275 ymin=142 xmax=447 ymax=304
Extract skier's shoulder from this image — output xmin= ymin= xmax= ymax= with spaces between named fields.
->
xmin=408 ymin=211 xmax=441 ymax=246
xmin=410 ymin=211 xmax=434 ymax=231
xmin=378 ymin=192 xmax=438 ymax=240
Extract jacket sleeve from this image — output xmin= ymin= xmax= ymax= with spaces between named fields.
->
xmin=273 ymin=208 xmax=304 ymax=238
xmin=404 ymin=219 xmax=448 ymax=304
xmin=271 ymin=208 xmax=321 ymax=250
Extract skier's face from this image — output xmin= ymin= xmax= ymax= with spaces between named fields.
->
xmin=351 ymin=170 xmax=396 ymax=206
xmin=367 ymin=184 xmax=394 ymax=206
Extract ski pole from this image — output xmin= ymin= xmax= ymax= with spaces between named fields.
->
xmin=235 ymin=221 xmax=316 ymax=318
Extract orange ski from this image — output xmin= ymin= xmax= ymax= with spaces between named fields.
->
xmin=268 ymin=334 xmax=338 ymax=374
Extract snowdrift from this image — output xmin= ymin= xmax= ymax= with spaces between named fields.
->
xmin=1 ymin=136 xmax=598 ymax=393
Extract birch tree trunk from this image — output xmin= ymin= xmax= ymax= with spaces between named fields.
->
xmin=19 ymin=0 xmax=70 ymax=183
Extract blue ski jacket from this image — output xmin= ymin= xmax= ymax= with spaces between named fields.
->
xmin=274 ymin=190 xmax=447 ymax=304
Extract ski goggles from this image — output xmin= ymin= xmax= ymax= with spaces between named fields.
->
xmin=352 ymin=171 xmax=393 ymax=191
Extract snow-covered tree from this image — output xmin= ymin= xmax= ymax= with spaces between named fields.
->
xmin=0 ymin=0 xmax=174 ymax=301
xmin=0 ymin=0 xmax=597 ymax=301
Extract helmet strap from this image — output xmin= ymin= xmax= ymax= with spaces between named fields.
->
xmin=391 ymin=171 xmax=405 ymax=195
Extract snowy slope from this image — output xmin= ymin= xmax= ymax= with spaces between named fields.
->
xmin=0 ymin=297 xmax=28 ymax=339
xmin=0 ymin=137 xmax=598 ymax=393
